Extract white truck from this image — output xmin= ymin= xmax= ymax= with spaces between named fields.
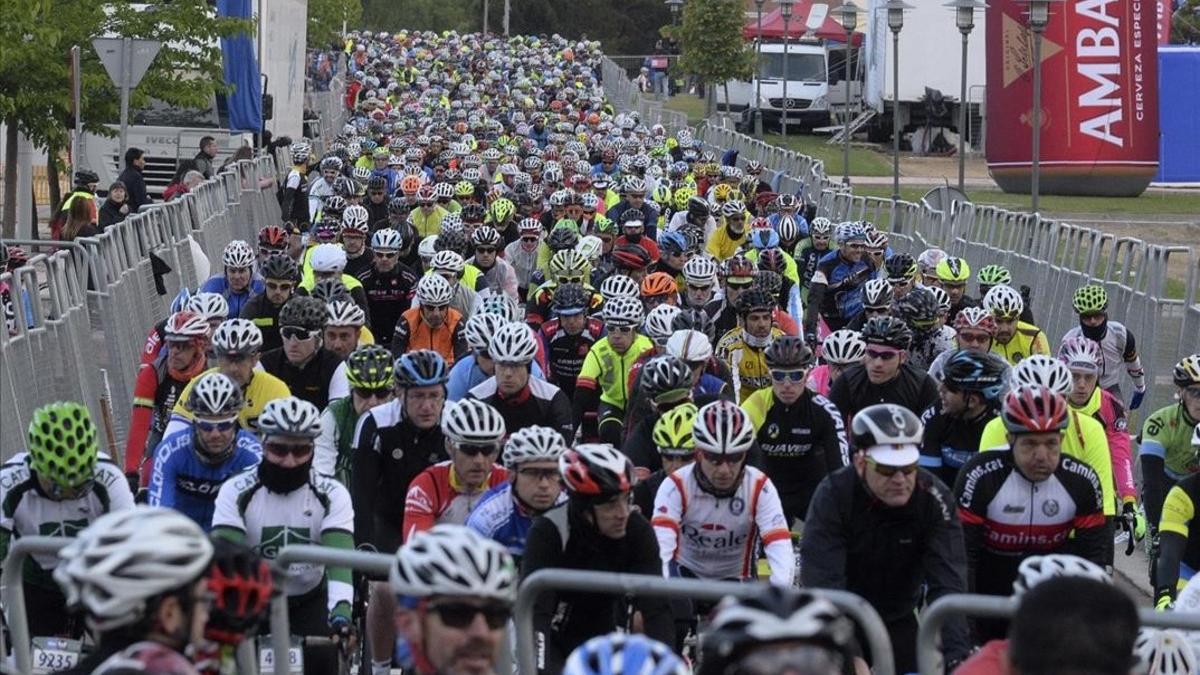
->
xmin=720 ymin=40 xmax=843 ymax=131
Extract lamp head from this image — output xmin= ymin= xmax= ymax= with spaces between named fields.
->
xmin=944 ymin=0 xmax=988 ymax=32
xmin=837 ymin=0 xmax=863 ymax=31
xmin=779 ymin=0 xmax=796 ymax=19
xmin=885 ymin=0 xmax=914 ymax=32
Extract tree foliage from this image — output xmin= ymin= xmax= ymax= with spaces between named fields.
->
xmin=361 ymin=0 xmax=479 ymax=34
xmin=677 ymin=0 xmax=752 ymax=85
xmin=309 ymin=0 xmax=363 ymax=48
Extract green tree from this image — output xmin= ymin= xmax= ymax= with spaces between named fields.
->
xmin=361 ymin=0 xmax=478 ymax=33
xmin=309 ymin=0 xmax=362 ymax=49
xmin=677 ymin=0 xmax=752 ymax=115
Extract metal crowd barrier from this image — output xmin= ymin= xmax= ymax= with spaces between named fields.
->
xmin=514 ymin=569 xmax=896 ymax=675
xmin=1 ymin=536 xmax=73 ymax=674
xmin=916 ymin=593 xmax=1200 ymax=674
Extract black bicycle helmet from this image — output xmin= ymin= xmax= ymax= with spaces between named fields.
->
xmin=885 ymin=253 xmax=917 ymax=282
xmin=895 ymin=286 xmax=939 ymax=327
xmin=736 ymin=289 xmax=774 ymax=315
xmin=639 ymin=355 xmax=693 ymax=398
xmin=547 ymin=227 xmax=580 ymax=252
xmin=942 ymin=349 xmax=1009 ymax=403
xmin=435 ymin=229 xmax=469 ymax=256
xmin=754 ymin=270 xmax=783 ymax=298
xmin=278 ymin=296 xmax=327 ymax=330
xmin=260 ymin=254 xmax=299 ymax=282
xmin=310 ymin=278 xmax=350 ymax=303
xmin=860 ymin=315 xmax=912 ymax=350
xmin=388 ymin=196 xmax=409 ymax=215
xmin=764 ymin=335 xmax=814 ymax=370
xmin=552 ymin=283 xmax=591 ymax=314
xmin=672 ymin=308 xmax=717 ymax=343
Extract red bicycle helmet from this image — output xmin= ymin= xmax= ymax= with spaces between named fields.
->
xmin=205 ymin=539 xmax=275 ymax=645
xmin=1001 ymin=386 xmax=1069 ymax=434
xmin=612 ymin=244 xmax=652 ymax=271
xmin=560 ymin=444 xmax=634 ymax=498
xmin=257 ymin=225 xmax=288 ymax=252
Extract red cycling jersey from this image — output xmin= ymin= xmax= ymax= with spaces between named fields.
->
xmin=402 ymin=461 xmax=508 ymax=542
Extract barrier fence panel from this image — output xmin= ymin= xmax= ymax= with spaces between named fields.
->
xmin=513 ymin=569 xmax=896 ymax=675
xmin=1 ymin=536 xmax=73 ymax=675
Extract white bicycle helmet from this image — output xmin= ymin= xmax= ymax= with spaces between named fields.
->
xmin=489 ymin=321 xmax=539 ymax=365
xmin=477 ymin=293 xmax=519 ymax=322
xmin=372 ymin=228 xmax=403 ymax=251
xmin=186 ymin=292 xmax=230 ymax=322
xmin=464 ymin=312 xmax=508 ymax=352
xmin=257 ymin=396 xmax=322 ymax=439
xmin=600 ymin=274 xmax=640 ymax=300
xmin=326 ymin=299 xmax=366 ymax=327
xmin=54 ymin=507 xmax=214 ymax=631
xmin=692 ymin=400 xmax=755 ymax=455
xmin=928 ymin=285 xmax=952 ymax=316
xmin=164 ymin=311 xmax=210 ymax=340
xmin=602 ymin=295 xmax=644 ymax=327
xmin=809 ymin=217 xmax=833 ymax=235
xmin=223 ymin=240 xmax=255 ymax=268
xmin=441 ymin=398 xmax=507 ymax=446
xmin=415 ymin=274 xmax=455 ymax=307
xmin=431 ymin=250 xmax=466 ymax=274
xmin=1012 ymin=554 xmax=1111 ymax=596
xmin=503 ymin=425 xmax=568 ymax=469
xmin=683 ymin=256 xmax=718 ymax=287
xmin=389 ymin=524 xmax=517 ymax=602
xmin=822 ymin=330 xmax=866 ymax=365
xmin=576 ymin=235 xmax=603 ymax=262
xmin=666 ymin=329 xmax=713 ymax=363
xmin=211 ymin=318 xmax=263 ymax=355
xmin=342 ymin=205 xmax=370 ymax=234
xmin=1135 ymin=629 xmax=1199 ymax=675
xmin=418 ymin=235 xmax=439 ymax=262
xmin=644 ymin=305 xmax=682 ymax=345
xmin=1058 ymin=335 xmax=1103 ymax=373
xmin=917 ymin=247 xmax=947 ymax=276
xmin=184 ymin=372 xmax=244 ymax=417
xmin=983 ymin=284 xmax=1025 ymax=318
xmin=862 ymin=278 xmax=893 ymax=310
xmin=310 ymin=243 xmax=348 ymax=273
xmin=1011 ymin=354 xmax=1072 ymax=396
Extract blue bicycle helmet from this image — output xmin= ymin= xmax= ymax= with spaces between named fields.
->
xmin=395 ymin=349 xmax=449 ymax=388
xmin=564 ymin=633 xmax=689 ymax=675
xmin=749 ymin=227 xmax=780 ymax=250
xmin=658 ymin=230 xmax=688 ymax=256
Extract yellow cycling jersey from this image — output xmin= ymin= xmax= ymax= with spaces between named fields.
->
xmin=172 ymin=367 xmax=291 ymax=431
xmin=577 ymin=334 xmax=654 ymax=409
xmin=706 ymin=225 xmax=749 ymax=261
xmin=979 ymin=410 xmax=1115 ymax=516
xmin=409 ymin=206 xmax=449 ymax=239
xmin=990 ymin=321 xmax=1050 ymax=366
xmin=716 ymin=327 xmax=785 ymax=403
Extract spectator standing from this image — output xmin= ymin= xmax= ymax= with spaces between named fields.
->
xmin=195 ymin=135 xmax=218 ymax=179
xmin=117 ymin=147 xmax=151 ymax=211
xmin=98 ymin=181 xmax=131 ymax=230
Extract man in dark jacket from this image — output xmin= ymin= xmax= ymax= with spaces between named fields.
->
xmin=117 ymin=147 xmax=151 ymax=211
xmin=194 ymin=135 xmax=217 ymax=178
xmin=801 ymin=403 xmax=970 ymax=673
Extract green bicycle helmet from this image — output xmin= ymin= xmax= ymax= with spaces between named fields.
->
xmin=1072 ymin=284 xmax=1108 ymax=314
xmin=346 ymin=345 xmax=396 ymax=390
xmin=27 ymin=401 xmax=98 ymax=489
xmin=977 ymin=264 xmax=1012 ymax=287
xmin=593 ymin=214 xmax=616 ymax=235
xmin=652 ymin=403 xmax=698 ymax=455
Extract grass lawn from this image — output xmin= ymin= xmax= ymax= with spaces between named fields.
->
xmin=849 ymin=185 xmax=1200 ymax=216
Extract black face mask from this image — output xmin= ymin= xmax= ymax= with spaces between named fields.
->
xmin=258 ymin=456 xmax=312 ymax=493
xmin=1080 ymin=317 xmax=1108 ymax=341
xmin=624 ymin=231 xmax=642 ymax=244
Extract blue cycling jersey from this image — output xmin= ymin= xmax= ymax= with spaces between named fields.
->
xmin=199 ymin=274 xmax=266 ymax=318
xmin=466 ymin=483 xmax=565 ymax=558
xmin=813 ymin=250 xmax=873 ymax=323
xmin=446 ymin=354 xmax=547 ymax=401
xmin=148 ymin=428 xmax=262 ymax=531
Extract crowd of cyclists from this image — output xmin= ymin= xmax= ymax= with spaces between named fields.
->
xmin=5 ymin=26 xmax=1200 ymax=675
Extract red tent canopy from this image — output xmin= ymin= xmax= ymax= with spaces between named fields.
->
xmin=743 ymin=5 xmax=864 ymax=45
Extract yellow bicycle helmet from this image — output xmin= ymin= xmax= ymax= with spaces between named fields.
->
xmin=653 ymin=403 xmax=698 ymax=455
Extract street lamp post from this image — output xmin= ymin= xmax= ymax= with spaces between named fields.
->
xmin=666 ymin=0 xmax=684 ymax=100
xmin=836 ymin=1 xmax=862 ymax=187
xmin=945 ymin=0 xmax=989 ymax=194
xmin=754 ymin=0 xmax=766 ymax=137
xmin=885 ymin=0 xmax=912 ymax=203
xmin=779 ymin=0 xmax=796 ymax=140
xmin=1022 ymin=0 xmax=1057 ymax=214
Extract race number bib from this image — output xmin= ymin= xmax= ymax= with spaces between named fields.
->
xmin=258 ymin=636 xmax=304 ymax=674
xmin=31 ymin=637 xmax=83 ymax=674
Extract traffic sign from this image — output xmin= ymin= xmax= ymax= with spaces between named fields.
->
xmin=92 ymin=37 xmax=161 ymax=89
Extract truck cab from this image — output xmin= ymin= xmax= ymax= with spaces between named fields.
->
xmin=722 ymin=41 xmax=833 ymax=131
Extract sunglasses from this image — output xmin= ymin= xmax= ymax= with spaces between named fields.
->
xmin=867 ymin=458 xmax=918 ymax=477
xmin=353 ymin=388 xmax=392 ymax=401
xmin=771 ymin=369 xmax=807 ymax=382
xmin=957 ymin=332 xmax=991 ymax=346
xmin=865 ymin=348 xmax=900 ymax=361
xmin=195 ymin=417 xmax=238 ymax=432
xmin=475 ymin=246 xmax=497 ymax=254
xmin=520 ymin=236 xmax=539 ymax=243
xmin=280 ymin=326 xmax=319 ymax=341
xmin=265 ymin=281 xmax=295 ymax=292
xmin=374 ymin=251 xmax=399 ymax=259
xmin=726 ymin=282 xmax=753 ymax=291
xmin=701 ymin=450 xmax=748 ymax=466
xmin=558 ymin=275 xmax=585 ymax=285
xmin=265 ymin=441 xmax=314 ymax=458
xmin=517 ymin=467 xmax=561 ymax=482
xmin=606 ymin=324 xmax=636 ymax=334
xmin=456 ymin=443 xmax=500 ymax=457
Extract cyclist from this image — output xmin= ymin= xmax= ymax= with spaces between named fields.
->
xmin=936 ymin=256 xmax=977 ymax=318
xmin=449 ymin=313 xmax=548 ymax=401
xmin=652 ymin=400 xmax=794 ymax=585
xmin=846 ymin=277 xmax=892 ymax=330
xmin=927 ymin=306 xmax=1001 ymax=383
xmin=1141 ymin=355 xmax=1200 ymax=539
xmin=801 ymin=403 xmax=970 ymax=672
xmin=469 ymin=321 xmax=574 ymax=441
xmin=261 ymin=296 xmax=343 ymax=410
xmin=239 ymin=253 xmax=300 ymax=352
xmin=52 ymin=507 xmax=214 ymax=674
xmin=884 ymin=252 xmax=918 ymax=301
xmin=167 ymin=319 xmax=291 ymax=435
xmin=896 ymin=285 xmax=956 ymax=372
xmin=1 ymin=402 xmax=133 ymax=638
xmin=149 ymin=373 xmax=261 ymax=530
xmin=955 ymin=387 xmax=1107 ymax=610
xmin=804 ymin=221 xmax=876 ymax=338
xmin=467 ymin=425 xmax=568 ymax=562
xmin=391 ymin=274 xmax=468 ymax=365
xmin=470 ymin=225 xmax=520 ymax=301
xmin=315 ymin=345 xmax=395 ymax=486
xmin=388 ymin=525 xmax=518 ymax=675
xmin=633 ymin=404 xmax=699 ymax=516
xmin=680 ymin=255 xmax=719 ymax=311
xmin=358 ymin=228 xmax=419 ymax=347
xmin=1154 ymin=423 xmax=1200 ymax=609
xmin=622 ymin=355 xmax=700 ymax=471
xmin=126 ymin=310 xmax=211 ymax=487
xmin=716 ymin=289 xmax=785 ymax=402
xmin=806 ymin=328 xmax=866 ymax=398
xmin=282 ymin=141 xmax=313 ymax=228
xmin=426 ymin=250 xmax=478 ymax=319
xmin=565 ymin=633 xmax=689 ymax=675
xmin=340 ymin=205 xmax=373 ymax=278
xmin=536 ymin=283 xmax=604 ymax=400
xmin=323 ymin=299 xmax=370 ymax=359
xmin=526 ymin=248 xmax=596 ymax=330
xmin=212 ymin=397 xmax=356 ymax=653
xmin=201 ymin=240 xmax=264 ymax=318
xmin=705 ymin=201 xmax=750 ymax=261
xmin=1061 ymin=284 xmax=1147 ymax=405
xmin=403 ymin=399 xmax=509 ymax=541
xmin=197 ymin=540 xmax=275 ymax=674
xmin=982 ymin=284 xmax=1049 ymax=365
xmin=828 ymin=316 xmax=938 ymax=420
xmin=795 ymin=217 xmax=834 ymax=292
xmin=300 ymin=243 xmax=371 ymax=314
xmin=920 ymin=349 xmax=1008 ymax=487
xmin=574 ymin=296 xmax=654 ymax=444
xmin=522 ymin=444 xmax=673 ymax=674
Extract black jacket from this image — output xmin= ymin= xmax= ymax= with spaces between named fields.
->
xmin=239 ymin=293 xmax=286 ymax=352
xmin=828 ymin=362 xmax=938 ymax=422
xmin=98 ymin=199 xmax=130 ymax=230
xmin=117 ymin=165 xmax=150 ymax=210
xmin=259 ymin=347 xmax=342 ymax=410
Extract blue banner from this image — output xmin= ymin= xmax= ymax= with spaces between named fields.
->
xmin=217 ymin=0 xmax=263 ymax=133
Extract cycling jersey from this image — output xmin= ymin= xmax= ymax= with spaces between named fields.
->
xmin=260 ymin=347 xmax=343 ymax=410
xmin=742 ymin=388 xmax=849 ymax=523
xmin=169 ymin=368 xmax=292 ymax=433
xmin=576 ymin=334 xmax=654 ymax=409
xmin=978 ymin=411 xmax=1116 ymax=516
xmin=212 ymin=466 xmax=354 ymax=620
xmin=314 ymin=397 xmax=359 ymax=486
xmin=239 ymin=292 xmax=288 ymax=352
xmin=652 ymin=463 xmax=793 ymax=585
xmin=1140 ymin=403 xmax=1198 ymax=527
xmin=1072 ymin=386 xmax=1135 ymax=503
xmin=827 ymin=363 xmax=939 ymax=422
xmin=147 ymin=428 xmax=261 ymax=530
xmin=402 ymin=461 xmax=508 ymax=541
xmin=704 ymin=224 xmax=748 ymax=261
xmin=126 ymin=356 xmax=207 ymax=482
xmin=466 ymin=483 xmax=567 ymax=561
xmin=538 ymin=317 xmax=604 ymax=399
xmin=1157 ymin=473 xmax=1200 ymax=595
xmin=0 ymin=452 xmax=133 ymax=584
xmin=199 ymin=275 xmax=265 ymax=319
xmin=1062 ymin=321 xmax=1145 ymax=394
xmin=908 ymin=326 xmax=956 ymax=372
xmin=989 ymin=321 xmax=1050 ymax=366
xmin=795 ymin=244 xmax=833 ymax=290
xmin=469 ymin=377 xmax=575 ymax=443
xmin=357 ymin=263 xmax=419 ymax=346
xmin=920 ymin=410 xmax=996 ymax=489
xmin=390 ymin=305 xmax=467 ymax=365
xmin=715 ymin=327 xmax=785 ymax=402
xmin=446 ymin=354 xmax=547 ymax=401
xmin=805 ymin=251 xmax=875 ymax=333
xmin=955 ymin=450 xmax=1107 ymax=597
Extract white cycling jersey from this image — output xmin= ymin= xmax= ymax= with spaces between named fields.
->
xmin=211 ymin=467 xmax=354 ymax=613
xmin=1061 ymin=321 xmax=1145 ymax=393
xmin=651 ymin=463 xmax=794 ymax=586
